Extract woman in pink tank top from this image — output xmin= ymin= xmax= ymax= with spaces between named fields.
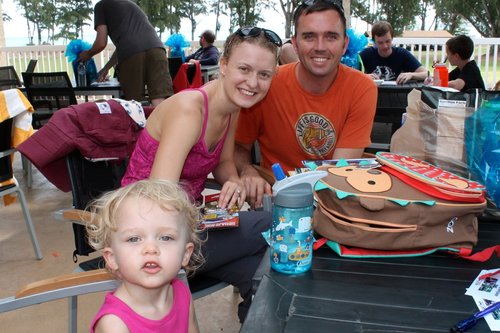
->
xmin=122 ymin=27 xmax=282 ymax=323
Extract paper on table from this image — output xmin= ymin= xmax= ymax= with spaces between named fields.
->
xmin=465 ymin=268 xmax=500 ymax=331
xmin=465 ymin=268 xmax=500 ymax=300
xmin=90 ymin=80 xmax=119 ymax=87
xmin=471 ymin=297 xmax=500 ymax=330
xmin=381 ymin=80 xmax=397 ymax=86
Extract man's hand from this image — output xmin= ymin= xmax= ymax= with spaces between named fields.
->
xmin=97 ymin=68 xmax=109 ymax=82
xmin=240 ymin=165 xmax=272 ymax=209
xmin=78 ymin=50 xmax=92 ymax=63
xmin=396 ymin=72 xmax=413 ymax=85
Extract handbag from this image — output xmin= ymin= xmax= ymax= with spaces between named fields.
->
xmin=312 ymin=152 xmax=488 ymax=257
xmin=173 ymin=62 xmax=203 ymax=93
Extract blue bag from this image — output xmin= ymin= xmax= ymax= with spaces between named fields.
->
xmin=65 ymin=39 xmax=98 ymax=85
xmin=465 ymin=98 xmax=500 ymax=206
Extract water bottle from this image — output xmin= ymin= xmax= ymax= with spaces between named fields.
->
xmin=433 ymin=63 xmax=448 ymax=87
xmin=265 ymin=164 xmax=326 ymax=274
xmin=270 ymin=182 xmax=315 ymax=274
xmin=77 ymin=61 xmax=87 ymax=87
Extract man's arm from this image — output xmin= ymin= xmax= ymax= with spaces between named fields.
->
xmin=396 ymin=66 xmax=427 ymax=84
xmin=79 ymin=25 xmax=108 ymax=62
xmin=97 ymin=51 xmax=117 ymax=82
xmin=234 ymin=142 xmax=271 ymax=209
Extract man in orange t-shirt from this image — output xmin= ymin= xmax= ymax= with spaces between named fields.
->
xmin=234 ymin=0 xmax=377 ymax=208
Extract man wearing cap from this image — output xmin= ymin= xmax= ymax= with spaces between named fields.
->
xmin=185 ymin=30 xmax=220 ymax=66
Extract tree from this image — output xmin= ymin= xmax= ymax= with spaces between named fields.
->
xmin=223 ymin=0 xmax=270 ymax=33
xmin=178 ymin=0 xmax=207 ymax=40
xmin=15 ymin=0 xmax=44 ymax=44
xmin=134 ymin=0 xmax=181 ymax=38
xmin=55 ymin=0 xmax=93 ymax=42
xmin=277 ymin=0 xmax=301 ymax=38
xmin=437 ymin=0 xmax=499 ymax=37
xmin=209 ymin=0 xmax=229 ymax=38
xmin=432 ymin=0 xmax=468 ymax=36
xmin=352 ymin=0 xmax=420 ymax=36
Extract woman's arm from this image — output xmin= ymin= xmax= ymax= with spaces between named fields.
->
xmin=212 ymin=113 xmax=245 ymax=209
xmin=150 ymin=95 xmax=204 ymax=182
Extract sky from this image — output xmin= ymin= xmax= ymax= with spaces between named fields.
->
xmin=2 ymin=0 xmax=477 ymax=47
xmin=2 ymin=0 xmax=291 ymax=46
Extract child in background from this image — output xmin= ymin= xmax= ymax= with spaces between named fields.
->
xmin=446 ymin=35 xmax=485 ymax=91
xmin=87 ymin=179 xmax=204 ymax=333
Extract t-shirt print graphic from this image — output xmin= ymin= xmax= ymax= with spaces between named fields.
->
xmin=374 ymin=66 xmax=396 ymax=81
xmin=295 ymin=112 xmax=336 ymax=158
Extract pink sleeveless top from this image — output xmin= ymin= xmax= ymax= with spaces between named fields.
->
xmin=122 ymin=88 xmax=231 ymax=202
xmin=90 ymin=278 xmax=190 ymax=333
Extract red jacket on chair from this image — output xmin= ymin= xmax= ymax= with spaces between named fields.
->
xmin=17 ymin=101 xmax=153 ymax=192
xmin=173 ymin=62 xmax=203 ymax=93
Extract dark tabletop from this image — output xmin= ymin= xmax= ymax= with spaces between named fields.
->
xmin=242 ymin=214 xmax=499 ymax=333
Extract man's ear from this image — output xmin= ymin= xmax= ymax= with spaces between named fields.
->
xmin=182 ymin=242 xmax=194 ymax=267
xmin=103 ymin=247 xmax=118 ymax=272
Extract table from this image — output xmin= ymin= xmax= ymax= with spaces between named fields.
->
xmin=73 ymin=83 xmax=121 ymax=101
xmin=201 ymin=65 xmax=219 ymax=83
xmin=241 ymin=215 xmax=500 ymax=332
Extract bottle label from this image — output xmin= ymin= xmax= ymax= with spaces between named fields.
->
xmin=270 ymin=206 xmax=313 ymax=274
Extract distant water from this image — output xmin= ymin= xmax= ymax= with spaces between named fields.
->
xmin=4 ymin=34 xmax=97 ymax=47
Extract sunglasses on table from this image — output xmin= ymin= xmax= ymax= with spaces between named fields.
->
xmin=236 ymin=27 xmax=283 ymax=47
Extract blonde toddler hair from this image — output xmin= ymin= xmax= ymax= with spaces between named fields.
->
xmin=86 ymin=179 xmax=204 ymax=273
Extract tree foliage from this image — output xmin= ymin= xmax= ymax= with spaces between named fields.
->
xmin=178 ymin=0 xmax=207 ymax=41
xmin=134 ymin=0 xmax=182 ymax=38
xmin=209 ymin=0 xmax=229 ymax=38
xmin=352 ymin=0 xmax=420 ymax=36
xmin=437 ymin=0 xmax=499 ymax=37
xmin=223 ymin=0 xmax=269 ymax=32
xmin=15 ymin=0 xmax=92 ymax=44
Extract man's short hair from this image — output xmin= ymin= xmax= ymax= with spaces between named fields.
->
xmin=293 ymin=0 xmax=346 ymax=36
xmin=371 ymin=21 xmax=394 ymax=39
xmin=446 ymin=35 xmax=474 ymax=60
xmin=200 ymin=30 xmax=216 ymax=44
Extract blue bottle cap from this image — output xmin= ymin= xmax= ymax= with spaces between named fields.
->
xmin=272 ymin=163 xmax=287 ymax=181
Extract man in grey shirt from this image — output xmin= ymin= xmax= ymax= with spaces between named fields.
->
xmin=80 ymin=0 xmax=173 ymax=106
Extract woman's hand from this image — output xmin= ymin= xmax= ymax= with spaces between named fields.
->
xmin=218 ymin=180 xmax=246 ymax=209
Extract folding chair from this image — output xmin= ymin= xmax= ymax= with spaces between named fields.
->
xmin=21 ymin=71 xmax=78 ymax=129
xmin=0 ymin=267 xmax=198 ymax=333
xmin=25 ymin=59 xmax=38 ymax=73
xmin=0 ymin=118 xmax=42 ymax=260
xmin=0 ymin=66 xmax=22 ymax=90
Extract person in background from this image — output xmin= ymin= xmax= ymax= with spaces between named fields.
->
xmin=185 ymin=30 xmax=220 ymax=66
xmin=88 ymin=179 xmax=204 ymax=333
xmin=445 ymin=35 xmax=485 ymax=91
xmin=79 ymin=0 xmax=172 ymax=107
xmin=234 ymin=0 xmax=377 ymax=209
xmin=279 ymin=40 xmax=299 ymax=65
xmin=121 ymin=26 xmax=282 ymax=322
xmin=360 ymin=21 xmax=427 ymax=84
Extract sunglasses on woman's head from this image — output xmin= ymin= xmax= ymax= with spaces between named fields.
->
xmin=236 ymin=27 xmax=283 ymax=47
